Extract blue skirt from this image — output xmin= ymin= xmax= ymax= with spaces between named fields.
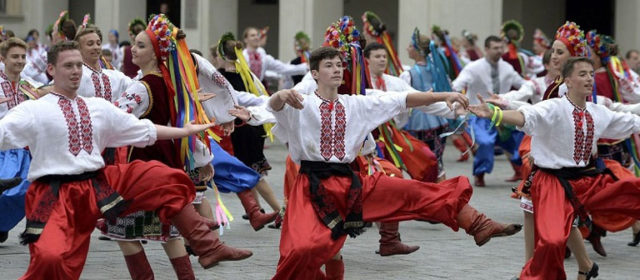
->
xmin=210 ymin=139 xmax=260 ymax=193
xmin=0 ymin=149 xmax=31 ymax=231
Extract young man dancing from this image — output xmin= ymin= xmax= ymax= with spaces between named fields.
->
xmin=268 ymin=46 xmax=521 ymax=279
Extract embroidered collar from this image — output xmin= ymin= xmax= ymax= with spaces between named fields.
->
xmin=84 ymin=63 xmax=102 ymax=74
xmin=315 ymin=90 xmax=339 ymax=103
xmin=565 ymin=95 xmax=587 ymax=111
xmin=49 ymin=91 xmax=79 ymax=101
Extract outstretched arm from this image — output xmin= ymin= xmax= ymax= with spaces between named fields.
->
xmin=406 ymin=91 xmax=469 ymax=110
xmin=155 ymin=121 xmax=216 ymax=140
xmin=468 ymin=96 xmax=525 ymax=127
xmin=269 ymin=89 xmax=304 ymax=111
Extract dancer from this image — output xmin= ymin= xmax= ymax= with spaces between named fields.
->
xmin=269 ymin=46 xmax=521 ymax=279
xmin=0 ymin=37 xmax=41 ymax=243
xmin=11 ymin=40 xmax=249 ymax=280
xmin=242 ymin=26 xmax=308 ymax=85
xmin=469 ymin=56 xmax=640 ymax=280
xmin=452 ymin=35 xmax=525 ymax=186
xmin=101 ymin=15 xmax=252 ymax=279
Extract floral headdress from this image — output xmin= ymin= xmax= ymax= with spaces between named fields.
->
xmin=128 ymin=18 xmax=147 ymax=35
xmin=323 ymin=16 xmax=366 ymax=95
xmin=586 ymin=30 xmax=616 ymax=60
xmin=554 ymin=21 xmax=587 ymax=57
xmin=361 ymin=11 xmax=403 ymax=75
xmin=501 ymin=20 xmax=524 ymax=44
xmin=533 ymin=28 xmax=551 ymax=50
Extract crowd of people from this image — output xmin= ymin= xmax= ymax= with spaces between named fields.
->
xmin=1 ymin=9 xmax=640 ymax=280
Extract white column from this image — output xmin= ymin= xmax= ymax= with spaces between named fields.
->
xmin=180 ymin=0 xmax=238 ymax=56
xmin=615 ymin=0 xmax=640 ymax=55
xmin=398 ymin=0 xmax=502 ymax=65
xmin=278 ymin=0 xmax=342 ymax=61
xmin=95 ymin=0 xmax=145 ymax=43
xmin=208 ymin=0 xmax=238 ymax=55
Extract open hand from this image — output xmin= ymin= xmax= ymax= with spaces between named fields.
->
xmin=277 ymin=89 xmax=304 ymax=109
xmin=486 ymin=93 xmax=508 ymax=109
xmin=444 ymin=92 xmax=469 ymax=110
xmin=229 ymin=105 xmax=251 ymax=121
xmin=467 ymin=95 xmax=493 ymax=118
xmin=198 ymin=91 xmax=216 ymax=102
xmin=184 ymin=120 xmax=216 ymax=134
xmin=221 ymin=121 xmax=235 ymax=136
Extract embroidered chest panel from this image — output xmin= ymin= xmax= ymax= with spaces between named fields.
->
xmin=319 ymin=100 xmax=346 ymax=161
xmin=57 ymin=97 xmax=94 ymax=156
xmin=91 ymin=71 xmax=113 ymax=101
xmin=0 ymin=73 xmax=25 ymax=109
xmin=572 ymin=108 xmax=594 ymax=164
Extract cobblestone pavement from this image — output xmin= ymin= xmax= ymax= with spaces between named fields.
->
xmin=1 ymin=141 xmax=639 ymax=279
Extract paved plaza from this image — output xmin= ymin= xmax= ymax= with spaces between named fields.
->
xmin=1 ymin=141 xmax=639 ymax=279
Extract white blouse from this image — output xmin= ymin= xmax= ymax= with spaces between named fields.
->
xmin=452 ymin=58 xmax=525 ymax=105
xmin=518 ymin=96 xmax=640 ymax=169
xmin=269 ymin=92 xmax=408 ymax=164
xmin=0 ymin=93 xmax=157 ymax=181
xmin=242 ymin=47 xmax=308 ymax=81
xmin=78 ymin=64 xmax=135 ymax=103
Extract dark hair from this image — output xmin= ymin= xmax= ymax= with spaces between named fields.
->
xmin=0 ymin=37 xmax=27 ymax=57
xmin=562 ymin=57 xmax=594 ymax=78
xmin=48 ymin=41 xmax=80 ymax=65
xmin=363 ymin=42 xmax=386 ymax=58
xmin=484 ymin=35 xmax=502 ymax=48
xmin=101 ymin=49 xmax=112 ymax=56
xmin=309 ymin=47 xmax=342 ymax=71
xmin=189 ymin=48 xmax=203 ymax=56
xmin=130 ymin=23 xmax=146 ymax=36
xmin=626 ymin=49 xmax=639 ymax=60
xmin=61 ymin=18 xmax=77 ymax=41
xmin=542 ymin=49 xmax=552 ymax=65
xmin=27 ymin=29 xmax=39 ymax=38
xmin=119 ymin=40 xmax=131 ymax=47
xmin=222 ymin=40 xmax=243 ymax=60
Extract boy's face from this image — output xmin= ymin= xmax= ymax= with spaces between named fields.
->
xmin=565 ymin=61 xmax=594 ymax=98
xmin=1 ymin=46 xmax=27 ymax=75
xmin=48 ymin=49 xmax=83 ymax=93
xmin=366 ymin=48 xmax=388 ymax=75
xmin=312 ymin=56 xmax=343 ymax=88
xmin=78 ymin=32 xmax=102 ymax=64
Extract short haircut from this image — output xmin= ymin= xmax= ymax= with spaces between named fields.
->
xmin=0 ymin=37 xmax=27 ymax=57
xmin=626 ymin=49 xmax=639 ymax=60
xmin=101 ymin=49 xmax=112 ymax=56
xmin=48 ymin=41 xmax=80 ymax=65
xmin=242 ymin=26 xmax=258 ymax=39
xmin=542 ymin=49 xmax=552 ymax=65
xmin=363 ymin=42 xmax=386 ymax=58
xmin=309 ymin=47 xmax=342 ymax=71
xmin=74 ymin=26 xmax=102 ymax=42
xmin=562 ymin=57 xmax=594 ymax=78
xmin=484 ymin=35 xmax=502 ymax=48
xmin=27 ymin=29 xmax=39 ymax=37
